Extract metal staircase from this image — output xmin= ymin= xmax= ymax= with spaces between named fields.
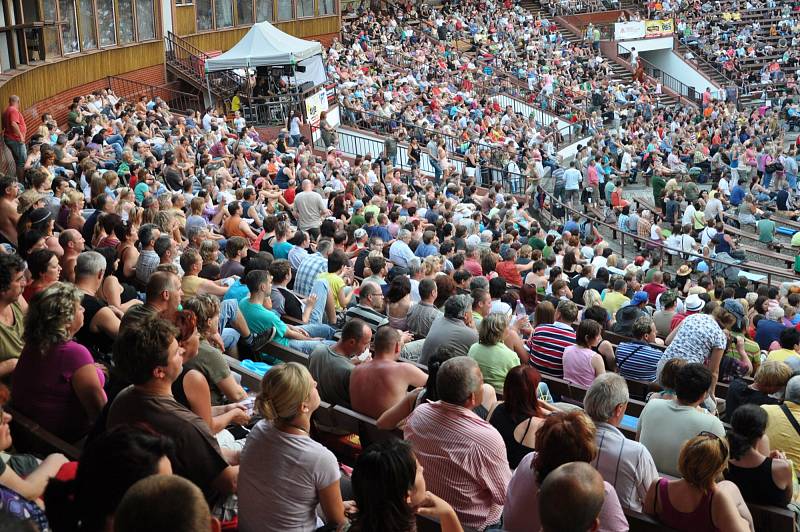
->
xmin=164 ymin=31 xmax=247 ymax=108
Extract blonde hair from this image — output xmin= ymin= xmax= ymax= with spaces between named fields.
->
xmin=422 ymin=255 xmax=442 ymax=276
xmin=256 ymin=362 xmax=312 ymax=422
xmin=63 ymin=189 xmax=84 ymax=208
xmin=754 ymin=360 xmax=793 ymax=389
xmin=583 ymin=288 xmax=602 ymax=308
xmin=183 ymin=294 xmax=220 ymax=336
xmin=678 ymin=434 xmax=729 ymax=492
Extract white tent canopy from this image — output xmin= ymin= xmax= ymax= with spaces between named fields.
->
xmin=204 ymin=21 xmax=323 ymax=72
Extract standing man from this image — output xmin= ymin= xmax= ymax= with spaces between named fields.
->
xmin=2 ymin=96 xmax=26 ymax=179
xmin=293 ymin=179 xmax=329 ymax=240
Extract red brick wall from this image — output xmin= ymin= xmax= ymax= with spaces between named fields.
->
xmin=24 ymin=64 xmax=166 ymax=138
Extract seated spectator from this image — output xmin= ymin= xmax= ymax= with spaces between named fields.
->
xmin=239 ymin=270 xmax=334 ymax=353
xmin=723 ymin=360 xmax=791 ymax=423
xmin=108 ymin=316 xmax=237 ymax=506
xmin=652 ymin=290 xmax=678 ymax=337
xmin=539 ymin=463 xmax=607 ymax=532
xmin=182 ymin=294 xmax=248 ymax=405
xmin=219 ymin=236 xmax=247 ymax=278
xmin=767 ymin=327 xmax=800 ymax=363
xmin=114 ymin=475 xmax=220 ymax=532
xmin=171 ymin=310 xmax=250 ymax=436
xmin=319 ymin=249 xmax=356 ymax=312
xmin=562 ymin=318 xmax=605 ymax=387
xmin=269 ymin=259 xmax=321 ymax=324
xmin=637 ymin=364 xmax=725 ymax=477
xmin=405 ymin=278 xmax=442 ymax=338
xmin=612 ymin=291 xmax=649 ymax=337
xmin=44 ymin=425 xmax=175 ymax=532
xmin=12 ymin=282 xmax=107 ymax=442
xmin=180 ymin=248 xmax=231 ymax=301
xmin=643 ymin=434 xmax=754 ymax=532
xmin=377 ymin=346 xmax=497 ymax=429
xmin=0 ymin=253 xmax=27 ymax=374
xmin=584 ymin=373 xmax=658 ymax=511
xmin=404 ymin=357 xmax=510 ymax=530
xmin=419 ymin=295 xmax=479 ymax=365
xmin=344 ymin=281 xmax=388 ymax=332
xmin=238 ymin=362 xmax=350 ymax=532
xmin=309 ymin=319 xmax=372 ymax=407
xmin=134 ymin=224 xmax=161 ymax=286
xmin=350 ymin=326 xmax=427 ymax=419
xmin=468 ymin=313 xmax=521 ymax=392
xmin=488 ymin=365 xmax=557 ymax=469
xmin=755 ymin=306 xmax=787 ymax=351
xmin=21 ymin=248 xmax=59 ymax=302
xmin=615 ymin=316 xmax=663 ymax=383
xmin=601 ymin=279 xmax=630 ymax=317
xmin=725 ymin=404 xmax=793 ymax=507
xmin=526 ymin=299 xmax=578 ymax=378
xmin=648 ymin=358 xmax=687 ymax=402
xmin=74 ymin=251 xmax=121 ymax=360
xmin=349 ymin=439 xmax=460 ymax=532
xmin=503 ymin=411 xmax=628 ymax=532
xmin=761 ymin=375 xmax=800 ymax=475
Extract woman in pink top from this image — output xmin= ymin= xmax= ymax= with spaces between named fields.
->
xmin=503 ymin=411 xmax=628 ymax=532
xmin=563 ymin=319 xmax=605 ymax=387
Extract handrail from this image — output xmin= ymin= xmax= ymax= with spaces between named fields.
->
xmin=106 ymin=76 xmax=202 ymax=114
xmin=164 ymin=31 xmax=246 ymax=104
xmin=671 ymin=36 xmax=734 ymax=84
xmin=616 ymin=42 xmax=701 ymax=107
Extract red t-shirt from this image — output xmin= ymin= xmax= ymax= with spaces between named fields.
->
xmin=496 ymin=260 xmax=523 ymax=287
xmin=2 ymin=106 xmax=25 ymax=142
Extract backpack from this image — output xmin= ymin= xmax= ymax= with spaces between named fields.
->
xmin=711 ymin=252 xmax=742 ymax=282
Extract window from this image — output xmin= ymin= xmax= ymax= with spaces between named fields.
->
xmin=237 ymin=0 xmax=253 ymax=24
xmin=96 ymin=0 xmax=116 ymax=46
xmin=255 ymin=0 xmax=272 ymax=21
xmin=77 ymin=0 xmax=97 ymax=49
xmin=42 ymin=0 xmax=56 ymax=21
xmin=318 ymin=0 xmax=334 ymax=15
xmin=276 ymin=0 xmax=291 ymax=20
xmin=58 ymin=0 xmax=79 ymax=52
xmin=136 ymin=0 xmax=155 ymax=40
xmin=196 ymin=0 xmax=212 ymax=30
xmin=175 ymin=0 xmax=192 ymax=4
xmin=117 ymin=0 xmax=135 ymax=43
xmin=297 ymin=0 xmax=312 ymax=17
xmin=43 ymin=25 xmax=59 ymax=57
xmin=215 ymin=0 xmax=233 ymax=28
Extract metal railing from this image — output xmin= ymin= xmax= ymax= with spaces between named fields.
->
xmin=617 ymin=43 xmax=702 ymax=106
xmin=164 ymin=31 xmax=246 ymax=104
xmin=106 ymin=76 xmax=202 ymax=115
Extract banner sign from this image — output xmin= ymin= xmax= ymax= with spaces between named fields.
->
xmin=304 ymin=88 xmax=329 ymax=127
xmin=644 ymin=19 xmax=674 ymax=38
xmin=614 ymin=21 xmax=645 ymax=41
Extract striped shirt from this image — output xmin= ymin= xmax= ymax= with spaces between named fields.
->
xmin=404 ymin=401 xmax=511 ymax=530
xmin=615 ymin=341 xmax=662 ymax=383
xmin=526 ymin=322 xmax=576 ymax=378
xmin=593 ymin=422 xmax=659 ymax=512
xmin=344 ymin=304 xmax=388 ymax=332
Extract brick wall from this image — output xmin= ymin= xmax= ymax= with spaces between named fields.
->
xmin=23 ymin=64 xmax=166 ymax=138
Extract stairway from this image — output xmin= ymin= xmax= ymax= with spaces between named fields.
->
xmin=164 ymin=31 xmax=246 ymax=109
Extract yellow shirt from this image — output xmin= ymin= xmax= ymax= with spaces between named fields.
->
xmin=318 ymin=272 xmax=346 ymax=310
xmin=767 ymin=348 xmax=799 ymax=363
xmin=762 ymin=402 xmax=800 ymax=475
xmin=601 ymin=291 xmax=630 ymax=317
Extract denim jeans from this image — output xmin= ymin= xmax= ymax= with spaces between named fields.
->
xmin=4 ymin=139 xmax=25 ymax=169
xmin=288 ymin=338 xmax=335 ymax=353
xmin=297 ymin=323 xmax=335 ymax=339
xmin=219 ymin=299 xmax=241 ymax=350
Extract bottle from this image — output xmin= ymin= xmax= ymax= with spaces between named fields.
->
xmin=515 ymin=300 xmax=527 ymax=319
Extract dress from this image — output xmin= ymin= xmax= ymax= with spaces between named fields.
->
xmin=724 ymin=458 xmax=786 ymax=506
xmin=488 ymin=403 xmax=537 ymax=469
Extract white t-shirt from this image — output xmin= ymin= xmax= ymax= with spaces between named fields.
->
xmin=238 ymin=421 xmax=340 ymax=532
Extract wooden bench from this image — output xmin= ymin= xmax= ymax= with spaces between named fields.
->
xmin=7 ymin=406 xmax=82 ymax=461
xmin=264 ymin=342 xmax=311 ymax=367
xmin=332 ymin=404 xmax=403 ymax=447
xmin=626 ymin=509 xmax=677 ymax=531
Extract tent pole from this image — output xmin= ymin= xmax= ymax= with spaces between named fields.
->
xmin=206 ymin=72 xmax=213 ymax=109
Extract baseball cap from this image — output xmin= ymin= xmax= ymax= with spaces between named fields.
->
xmin=629 ymin=291 xmax=648 ymax=306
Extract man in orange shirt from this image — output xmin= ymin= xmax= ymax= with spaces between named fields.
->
xmin=2 ymin=95 xmax=26 ymax=179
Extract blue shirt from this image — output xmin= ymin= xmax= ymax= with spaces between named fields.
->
xmin=615 ymin=341 xmax=663 ymax=383
xmin=755 ymin=319 xmax=787 ymax=351
xmin=273 ymin=241 xmax=293 ymax=260
xmin=415 ymin=242 xmax=438 ymax=258
xmin=224 ymin=280 xmax=249 ymax=301
xmin=730 ymin=185 xmax=745 ymax=207
xmin=366 ymin=225 xmax=392 ymax=242
xmin=294 ymin=253 xmax=328 ymax=297
xmin=238 ymin=298 xmax=289 ymax=346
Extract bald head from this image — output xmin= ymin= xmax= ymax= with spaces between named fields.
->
xmin=302 ymin=179 xmax=313 ymax=191
xmin=59 ymin=229 xmax=85 ymax=253
xmin=540 ymin=462 xmax=605 ymax=532
xmin=8 ymin=95 xmax=19 ymax=106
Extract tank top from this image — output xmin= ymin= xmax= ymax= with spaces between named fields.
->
xmin=656 ymin=478 xmax=717 ymax=532
xmin=223 ymin=215 xmax=248 ymax=238
xmin=76 ymin=294 xmax=115 ymax=357
xmin=489 ymin=403 xmax=535 ymax=469
xmin=171 ymin=367 xmax=191 ymax=410
xmin=725 ymin=458 xmax=785 ymax=506
xmin=181 ymin=275 xmax=203 ymax=302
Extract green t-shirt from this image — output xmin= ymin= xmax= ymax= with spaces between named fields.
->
xmin=757 ymin=219 xmax=776 ymax=243
xmin=468 ymin=342 xmax=519 ymax=392
xmin=351 ymin=214 xmax=366 ymax=227
xmin=318 ymin=272 xmax=346 ymax=310
xmin=792 ymin=231 xmax=800 ymax=248
xmin=652 ymin=175 xmax=666 ymax=203
xmin=238 ymin=298 xmax=289 ymax=346
xmin=542 ymin=245 xmax=553 ymax=259
xmin=184 ymin=340 xmax=234 ymax=406
xmin=134 ymin=182 xmax=150 ymax=203
xmin=528 ymin=237 xmax=546 ymax=251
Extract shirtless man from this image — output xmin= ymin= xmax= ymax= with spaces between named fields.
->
xmin=349 ymin=326 xmax=427 ymax=419
xmin=0 ymin=176 xmax=19 ymax=246
xmin=58 ymin=229 xmax=85 ymax=283
xmin=174 ymin=136 xmax=195 ymax=176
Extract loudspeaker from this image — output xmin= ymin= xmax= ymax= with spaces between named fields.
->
xmin=295 ymin=65 xmax=306 ymax=73
xmin=299 ymin=81 xmax=314 ymax=92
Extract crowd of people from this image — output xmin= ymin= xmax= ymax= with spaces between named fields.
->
xmin=0 ymin=0 xmax=799 ymax=530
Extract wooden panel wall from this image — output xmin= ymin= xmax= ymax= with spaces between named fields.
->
xmin=175 ymin=5 xmax=197 ymax=36
xmin=0 ymin=41 xmax=165 ymax=113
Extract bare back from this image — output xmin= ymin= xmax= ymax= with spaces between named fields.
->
xmin=350 ymin=359 xmax=427 ymax=419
